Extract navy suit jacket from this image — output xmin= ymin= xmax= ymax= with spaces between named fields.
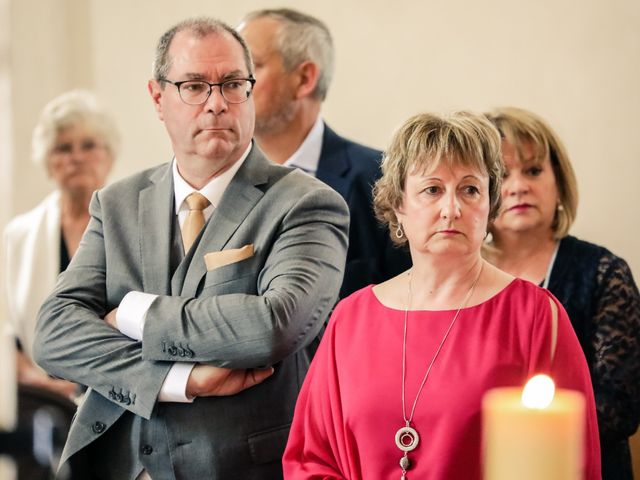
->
xmin=316 ymin=124 xmax=412 ymax=297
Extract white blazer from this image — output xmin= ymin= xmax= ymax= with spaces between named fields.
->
xmin=4 ymin=190 xmax=61 ymax=362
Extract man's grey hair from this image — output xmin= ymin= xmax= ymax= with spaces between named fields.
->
xmin=242 ymin=9 xmax=334 ymax=101
xmin=153 ymin=16 xmax=254 ymax=82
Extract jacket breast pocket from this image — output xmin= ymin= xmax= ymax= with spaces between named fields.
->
xmin=201 ymin=256 xmax=258 ymax=294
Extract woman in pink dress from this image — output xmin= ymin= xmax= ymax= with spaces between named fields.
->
xmin=283 ymin=111 xmax=601 ymax=479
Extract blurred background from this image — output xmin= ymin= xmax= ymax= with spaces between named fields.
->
xmin=0 ymin=0 xmax=638 ymax=475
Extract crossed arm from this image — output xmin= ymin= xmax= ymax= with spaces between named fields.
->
xmin=33 ymin=184 xmax=349 ymax=418
xmin=103 ymin=308 xmax=273 ymax=398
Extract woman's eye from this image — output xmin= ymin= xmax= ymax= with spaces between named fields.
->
xmin=424 ymin=186 xmax=440 ymax=195
xmin=463 ymin=185 xmax=480 ymax=195
xmin=525 ymin=166 xmax=543 ymax=176
xmin=53 ymin=143 xmax=73 ymax=154
xmin=81 ymin=140 xmax=98 ymax=151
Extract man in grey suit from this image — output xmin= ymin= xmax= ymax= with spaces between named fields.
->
xmin=33 ymin=17 xmax=348 ymax=479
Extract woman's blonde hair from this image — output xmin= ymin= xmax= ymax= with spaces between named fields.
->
xmin=373 ymin=111 xmax=504 ymax=245
xmin=485 ymin=107 xmax=578 ymax=238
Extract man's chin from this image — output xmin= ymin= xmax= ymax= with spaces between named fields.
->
xmin=255 ymin=116 xmax=290 ymax=137
xmin=196 ymin=141 xmax=237 ymax=162
xmin=199 ymin=135 xmax=230 ymax=149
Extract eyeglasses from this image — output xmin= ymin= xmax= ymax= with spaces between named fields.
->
xmin=159 ymin=77 xmax=256 ymax=105
xmin=52 ymin=139 xmax=104 ymax=155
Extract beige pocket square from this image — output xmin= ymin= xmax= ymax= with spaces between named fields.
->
xmin=204 ymin=244 xmax=254 ymax=271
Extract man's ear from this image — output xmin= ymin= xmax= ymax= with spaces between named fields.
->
xmin=293 ymin=61 xmax=320 ymax=100
xmin=148 ymin=79 xmax=165 ymax=121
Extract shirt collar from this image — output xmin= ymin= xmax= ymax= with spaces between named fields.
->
xmin=283 ymin=116 xmax=324 ymax=176
xmin=173 ymin=142 xmax=252 ymax=214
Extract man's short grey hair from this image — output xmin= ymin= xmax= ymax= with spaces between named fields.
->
xmin=242 ymin=8 xmax=334 ymax=101
xmin=31 ymin=90 xmax=120 ymax=167
xmin=153 ymin=16 xmax=254 ymax=82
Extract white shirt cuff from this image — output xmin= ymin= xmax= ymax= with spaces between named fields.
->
xmin=116 ymin=291 xmax=158 ymax=340
xmin=158 ymin=362 xmax=196 ymax=403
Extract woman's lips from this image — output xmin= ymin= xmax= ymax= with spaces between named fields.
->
xmin=507 ymin=203 xmax=533 ymax=212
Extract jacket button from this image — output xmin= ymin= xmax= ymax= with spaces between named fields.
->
xmin=92 ymin=421 xmax=106 ymax=434
xmin=141 ymin=445 xmax=153 ymax=455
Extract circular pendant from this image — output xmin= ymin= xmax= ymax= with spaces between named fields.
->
xmin=395 ymin=426 xmax=419 ymax=452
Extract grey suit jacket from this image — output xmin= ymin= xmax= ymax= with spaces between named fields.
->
xmin=33 ymin=145 xmax=349 ymax=479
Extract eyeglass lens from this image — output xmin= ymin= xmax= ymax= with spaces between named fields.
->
xmin=179 ymin=80 xmax=252 ymax=104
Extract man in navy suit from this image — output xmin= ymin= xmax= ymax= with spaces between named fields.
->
xmin=238 ymin=9 xmax=411 ymax=297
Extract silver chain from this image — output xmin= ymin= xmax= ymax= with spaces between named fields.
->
xmin=401 ymin=262 xmax=484 ymax=425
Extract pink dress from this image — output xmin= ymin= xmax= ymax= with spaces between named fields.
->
xmin=283 ymin=279 xmax=601 ymax=479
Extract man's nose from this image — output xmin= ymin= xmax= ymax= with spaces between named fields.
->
xmin=204 ymin=86 xmax=228 ymax=115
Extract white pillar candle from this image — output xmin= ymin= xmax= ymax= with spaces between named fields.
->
xmin=483 ymin=375 xmax=585 ymax=480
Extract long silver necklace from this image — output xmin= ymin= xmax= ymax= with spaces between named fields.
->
xmin=396 ymin=262 xmax=484 ymax=479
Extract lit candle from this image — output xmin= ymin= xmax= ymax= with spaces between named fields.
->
xmin=483 ymin=375 xmax=585 ymax=480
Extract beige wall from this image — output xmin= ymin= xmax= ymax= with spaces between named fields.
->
xmin=2 ymin=0 xmax=639 ymax=473
xmin=5 ymin=0 xmax=640 ymax=276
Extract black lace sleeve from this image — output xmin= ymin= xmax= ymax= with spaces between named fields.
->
xmin=592 ymin=253 xmax=640 ymax=441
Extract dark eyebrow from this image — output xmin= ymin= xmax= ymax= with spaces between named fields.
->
xmin=182 ymin=73 xmax=209 ymax=81
xmin=180 ymin=70 xmax=249 ymax=82
xmin=220 ymin=70 xmax=248 ymax=81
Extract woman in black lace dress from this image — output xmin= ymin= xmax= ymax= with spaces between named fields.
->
xmin=484 ymin=106 xmax=640 ymax=480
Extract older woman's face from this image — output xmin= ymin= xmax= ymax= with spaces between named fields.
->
xmin=47 ymin=124 xmax=113 ymax=193
xmin=492 ymin=139 xmax=558 ymax=236
xmin=395 ymin=160 xmax=490 ymax=258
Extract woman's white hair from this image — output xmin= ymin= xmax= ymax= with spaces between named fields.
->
xmin=31 ymin=90 xmax=120 ymax=166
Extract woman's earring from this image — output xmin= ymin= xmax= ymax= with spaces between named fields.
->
xmin=557 ymin=203 xmax=564 ymax=212
xmin=395 ymin=224 xmax=404 ymax=239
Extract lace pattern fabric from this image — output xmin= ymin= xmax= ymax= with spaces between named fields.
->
xmin=592 ymin=253 xmax=640 ymax=440
xmin=549 ymin=235 xmax=640 ymax=480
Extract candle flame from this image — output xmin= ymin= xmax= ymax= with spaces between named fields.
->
xmin=521 ymin=374 xmax=555 ymax=409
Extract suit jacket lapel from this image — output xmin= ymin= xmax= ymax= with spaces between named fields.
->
xmin=181 ymin=146 xmax=269 ymax=297
xmin=316 ymin=124 xmax=350 ymax=198
xmin=139 ymin=164 xmax=174 ymax=296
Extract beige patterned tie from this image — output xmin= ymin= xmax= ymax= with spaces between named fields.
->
xmin=182 ymin=192 xmax=210 ymax=252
